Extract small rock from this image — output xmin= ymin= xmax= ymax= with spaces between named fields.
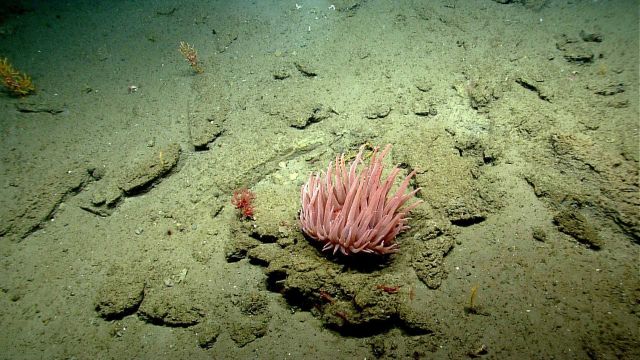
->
xmin=90 ymin=166 xmax=105 ymax=180
xmin=194 ymin=320 xmax=221 ymax=349
xmin=414 ymin=78 xmax=433 ymax=92
xmin=289 ymin=103 xmax=337 ymax=128
xmin=556 ymin=34 xmax=595 ymax=64
xmin=365 ymin=104 xmax=391 ymax=119
xmin=580 ymin=30 xmax=603 ymax=42
xmin=553 ymin=209 xmax=602 ymax=249
xmin=273 ymin=69 xmax=290 ymax=80
xmin=532 ymin=226 xmax=547 ymax=242
xmin=294 ymin=62 xmax=317 ymax=77
xmin=95 ymin=265 xmax=145 ymax=319
xmin=413 ymin=103 xmax=437 ymax=117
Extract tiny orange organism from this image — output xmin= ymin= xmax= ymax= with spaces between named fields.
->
xmin=376 ymin=284 xmax=401 ymax=294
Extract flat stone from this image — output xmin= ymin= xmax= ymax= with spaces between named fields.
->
xmin=119 ymin=143 xmax=181 ymax=195
xmin=554 ymin=209 xmax=603 ymax=249
xmin=94 ymin=265 xmax=145 ymax=319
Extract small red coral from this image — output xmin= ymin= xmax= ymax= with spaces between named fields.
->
xmin=231 ymin=188 xmax=255 ymax=219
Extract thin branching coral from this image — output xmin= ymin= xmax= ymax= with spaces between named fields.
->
xmin=0 ymin=57 xmax=35 ymax=96
xmin=179 ymin=41 xmax=204 ymax=74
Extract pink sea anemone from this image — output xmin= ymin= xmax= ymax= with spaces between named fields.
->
xmin=300 ymin=144 xmax=422 ymax=256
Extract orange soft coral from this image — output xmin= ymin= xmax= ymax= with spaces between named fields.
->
xmin=0 ymin=57 xmax=35 ymax=96
xmin=231 ymin=188 xmax=255 ymax=220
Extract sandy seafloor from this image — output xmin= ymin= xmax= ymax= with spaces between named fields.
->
xmin=0 ymin=0 xmax=638 ymax=358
